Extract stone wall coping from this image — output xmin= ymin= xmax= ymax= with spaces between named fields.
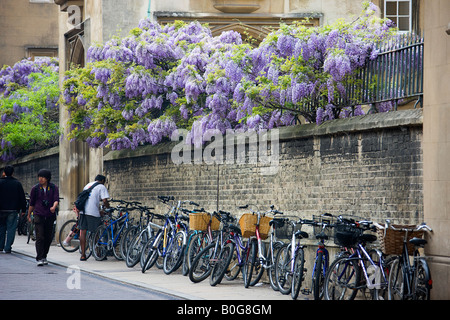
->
xmin=0 ymin=146 xmax=59 ymax=167
xmin=104 ymin=109 xmax=423 ymax=161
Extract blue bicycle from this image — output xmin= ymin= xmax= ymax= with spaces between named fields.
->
xmin=310 ymin=213 xmax=334 ymax=300
xmin=91 ymin=206 xmax=134 ymax=261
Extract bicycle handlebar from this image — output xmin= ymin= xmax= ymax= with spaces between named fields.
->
xmin=375 ymin=220 xmax=433 ymax=233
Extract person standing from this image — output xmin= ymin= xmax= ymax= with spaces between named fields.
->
xmin=78 ymin=174 xmax=109 ymax=261
xmin=28 ymin=169 xmax=59 ymax=266
xmin=0 ymin=166 xmax=27 ymax=253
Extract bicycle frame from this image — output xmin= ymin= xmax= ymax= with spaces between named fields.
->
xmin=97 ymin=211 xmax=130 ymax=249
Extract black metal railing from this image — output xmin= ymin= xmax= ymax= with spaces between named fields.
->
xmin=341 ymin=32 xmax=424 ymax=111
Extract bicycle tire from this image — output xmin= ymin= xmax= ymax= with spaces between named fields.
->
xmin=189 ymin=242 xmax=215 ymax=283
xmin=249 ymin=241 xmax=266 ymax=287
xmin=414 ymin=257 xmax=431 ymax=300
xmin=163 ymin=231 xmax=185 ymax=275
xmin=268 ymin=242 xmax=284 ymax=291
xmin=126 ymin=231 xmax=147 ymax=268
xmin=141 ymin=233 xmax=162 ymax=273
xmin=92 ymin=225 xmax=108 ymax=261
xmin=312 ymin=250 xmax=325 ymax=300
xmin=388 ymin=257 xmax=403 ymax=300
xmin=210 ymin=242 xmax=234 ymax=287
xmin=243 ymin=239 xmax=256 ymax=288
xmin=225 ymin=240 xmax=241 ymax=281
xmin=324 ymin=255 xmax=361 ymax=300
xmin=59 ymin=219 xmax=80 ymax=253
xmin=120 ymin=224 xmax=139 ymax=261
xmin=275 ymin=243 xmax=292 ymax=295
xmin=291 ymin=247 xmax=305 ymax=300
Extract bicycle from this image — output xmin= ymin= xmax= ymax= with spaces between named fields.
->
xmin=141 ymin=196 xmax=192 ymax=275
xmin=121 ymin=204 xmax=155 ymax=261
xmin=323 ymin=216 xmax=388 ymax=300
xmin=309 ymin=213 xmax=335 ymax=300
xmin=238 ymin=204 xmax=284 ymax=289
xmin=125 ymin=209 xmax=161 ymax=268
xmin=188 ymin=210 xmax=234 ymax=285
xmin=379 ymin=221 xmax=433 ymax=300
xmin=181 ymin=208 xmax=218 ymax=276
xmin=274 ymin=218 xmax=309 ymax=299
xmin=91 ymin=206 xmax=134 ymax=261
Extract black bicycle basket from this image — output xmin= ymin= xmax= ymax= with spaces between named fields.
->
xmin=333 ymin=223 xmax=363 ymax=247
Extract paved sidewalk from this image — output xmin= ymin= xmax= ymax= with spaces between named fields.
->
xmin=10 ymin=235 xmax=305 ymax=300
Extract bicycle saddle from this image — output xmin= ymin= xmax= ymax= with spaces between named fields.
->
xmin=409 ymin=237 xmax=427 ymax=247
xmin=294 ymin=230 xmax=309 ymax=239
xmin=359 ymin=233 xmax=377 ymax=243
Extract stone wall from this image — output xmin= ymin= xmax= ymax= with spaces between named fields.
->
xmin=103 ymin=109 xmax=423 ymax=225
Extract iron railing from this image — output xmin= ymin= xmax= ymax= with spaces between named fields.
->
xmin=340 ymin=32 xmax=424 ymax=111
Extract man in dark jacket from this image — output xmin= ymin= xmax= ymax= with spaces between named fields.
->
xmin=0 ymin=166 xmax=27 ymax=253
xmin=28 ymin=169 xmax=59 ymax=266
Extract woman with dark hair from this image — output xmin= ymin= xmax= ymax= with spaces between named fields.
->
xmin=28 ymin=169 xmax=59 ymax=266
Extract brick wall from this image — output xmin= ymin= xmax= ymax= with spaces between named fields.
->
xmin=104 ymin=109 xmax=423 ymax=225
xmin=1 ymin=147 xmax=59 ymax=196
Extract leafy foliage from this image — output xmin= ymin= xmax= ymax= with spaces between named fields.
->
xmin=0 ymin=58 xmax=60 ymax=161
xmin=63 ymin=2 xmax=396 ymax=151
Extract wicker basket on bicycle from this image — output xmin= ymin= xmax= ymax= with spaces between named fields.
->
xmin=189 ymin=211 xmax=220 ymax=231
xmin=239 ymin=213 xmax=272 ymax=239
xmin=376 ymin=224 xmax=424 ymax=256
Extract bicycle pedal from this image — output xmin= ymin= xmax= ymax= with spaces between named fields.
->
xmin=301 ymin=288 xmax=311 ymax=295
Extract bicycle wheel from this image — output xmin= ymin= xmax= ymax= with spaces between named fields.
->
xmin=312 ymin=250 xmax=326 ymax=300
xmin=291 ymin=247 xmax=305 ymax=300
xmin=187 ymin=232 xmax=209 ymax=270
xmin=275 ymin=243 xmax=292 ymax=295
xmin=59 ymin=219 xmax=80 ymax=252
xmin=388 ymin=257 xmax=404 ymax=300
xmin=92 ymin=225 xmax=108 ymax=261
xmin=210 ymin=242 xmax=234 ymax=287
xmin=243 ymin=239 xmax=256 ymax=288
xmin=163 ymin=231 xmax=185 ymax=275
xmin=414 ymin=257 xmax=431 ymax=300
xmin=120 ymin=224 xmax=139 ymax=261
xmin=268 ymin=242 xmax=284 ymax=291
xmin=249 ymin=241 xmax=266 ymax=287
xmin=324 ymin=255 xmax=361 ymax=300
xmin=126 ymin=231 xmax=147 ymax=268
xmin=225 ymin=240 xmax=241 ymax=281
xmin=189 ymin=242 xmax=215 ymax=283
xmin=141 ymin=234 xmax=162 ymax=273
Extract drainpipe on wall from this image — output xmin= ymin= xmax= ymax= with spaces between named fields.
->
xmin=147 ymin=0 xmax=151 ymax=19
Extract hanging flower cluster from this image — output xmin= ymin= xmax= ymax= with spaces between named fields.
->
xmin=63 ymin=2 xmax=395 ymax=151
xmin=0 ymin=58 xmax=60 ymax=161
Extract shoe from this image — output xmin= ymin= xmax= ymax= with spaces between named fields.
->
xmin=43 ymin=259 xmax=48 ymax=265
xmin=37 ymin=260 xmax=44 ymax=266
xmin=80 ymin=255 xmax=87 ymax=261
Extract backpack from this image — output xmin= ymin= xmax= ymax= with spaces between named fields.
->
xmin=74 ymin=182 xmax=100 ymax=212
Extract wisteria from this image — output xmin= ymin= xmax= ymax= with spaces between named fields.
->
xmin=0 ymin=58 xmax=60 ymax=161
xmin=63 ymin=2 xmax=397 ymax=151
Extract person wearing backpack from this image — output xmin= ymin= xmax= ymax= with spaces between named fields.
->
xmin=27 ymin=169 xmax=59 ymax=266
xmin=78 ymin=174 xmax=109 ymax=261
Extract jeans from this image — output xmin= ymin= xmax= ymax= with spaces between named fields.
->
xmin=0 ymin=211 xmax=19 ymax=252
xmin=34 ymin=214 xmax=55 ymax=261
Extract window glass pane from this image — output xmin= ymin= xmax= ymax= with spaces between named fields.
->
xmin=398 ymin=2 xmax=410 ymax=15
xmin=398 ymin=17 xmax=409 ymax=31
xmin=386 ymin=2 xmax=397 ymax=15
xmin=387 ymin=16 xmax=398 ymax=27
